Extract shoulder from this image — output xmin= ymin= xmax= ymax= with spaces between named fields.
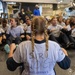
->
xmin=57 ymin=24 xmax=63 ymax=27
xmin=19 ymin=40 xmax=31 ymax=47
xmin=48 ymin=40 xmax=65 ymax=59
xmin=48 ymin=40 xmax=59 ymax=46
xmin=16 ymin=40 xmax=31 ymax=52
xmin=48 ymin=40 xmax=60 ymax=51
xmin=57 ymin=24 xmax=61 ymax=26
xmin=17 ymin=26 xmax=23 ymax=29
xmin=8 ymin=26 xmax=11 ymax=29
xmin=0 ymin=28 xmax=4 ymax=31
xmin=17 ymin=26 xmax=21 ymax=28
xmin=48 ymin=25 xmax=52 ymax=28
xmin=73 ymin=28 xmax=75 ymax=31
xmin=7 ymin=24 xmax=10 ymax=28
xmin=62 ymin=22 xmax=65 ymax=24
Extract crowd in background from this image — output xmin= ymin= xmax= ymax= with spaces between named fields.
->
xmin=0 ymin=6 xmax=75 ymax=53
xmin=0 ymin=4 xmax=73 ymax=75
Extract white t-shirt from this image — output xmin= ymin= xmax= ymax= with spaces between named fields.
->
xmin=48 ymin=24 xmax=63 ymax=37
xmin=66 ymin=25 xmax=71 ymax=31
xmin=58 ymin=22 xmax=66 ymax=27
xmin=6 ymin=26 xmax=24 ymax=38
xmin=1 ymin=24 xmax=10 ymax=32
xmin=13 ymin=40 xmax=65 ymax=75
xmin=71 ymin=28 xmax=75 ymax=37
xmin=26 ymin=25 xmax=31 ymax=34
xmin=20 ymin=24 xmax=31 ymax=33
xmin=19 ymin=23 xmax=27 ymax=31
xmin=0 ymin=28 xmax=5 ymax=34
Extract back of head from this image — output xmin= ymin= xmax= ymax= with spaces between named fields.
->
xmin=70 ymin=17 xmax=75 ymax=27
xmin=31 ymin=16 xmax=46 ymax=35
xmin=31 ymin=16 xmax=48 ymax=55
xmin=2 ymin=19 xmax=7 ymax=27
xmin=2 ymin=19 xmax=7 ymax=23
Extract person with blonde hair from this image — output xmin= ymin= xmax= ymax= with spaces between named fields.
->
xmin=6 ymin=16 xmax=70 ymax=75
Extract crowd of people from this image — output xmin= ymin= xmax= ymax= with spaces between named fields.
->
xmin=18 ymin=5 xmax=40 ymax=23
xmin=0 ymin=6 xmax=75 ymax=75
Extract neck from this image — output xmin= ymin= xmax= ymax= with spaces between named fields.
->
xmin=11 ymin=24 xmax=17 ymax=28
xmin=35 ymin=34 xmax=44 ymax=41
xmin=59 ymin=21 xmax=62 ymax=23
xmin=52 ymin=24 xmax=56 ymax=26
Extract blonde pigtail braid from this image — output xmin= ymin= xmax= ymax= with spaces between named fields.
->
xmin=44 ymin=27 xmax=49 ymax=57
xmin=31 ymin=31 xmax=34 ymax=52
xmin=31 ymin=23 xmax=35 ymax=58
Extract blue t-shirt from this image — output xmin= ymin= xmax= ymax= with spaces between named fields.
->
xmin=33 ymin=9 xmax=40 ymax=16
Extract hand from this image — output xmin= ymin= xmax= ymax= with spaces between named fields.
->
xmin=26 ymin=35 xmax=31 ymax=40
xmin=3 ymin=35 xmax=6 ymax=39
xmin=61 ymin=48 xmax=68 ymax=56
xmin=71 ymin=26 xmax=75 ymax=30
xmin=50 ymin=28 xmax=56 ymax=32
xmin=8 ymin=43 xmax=16 ymax=58
xmin=21 ymin=35 xmax=25 ymax=38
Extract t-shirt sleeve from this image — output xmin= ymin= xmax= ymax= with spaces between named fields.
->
xmin=56 ymin=46 xmax=65 ymax=62
xmin=20 ymin=27 xmax=24 ymax=34
xmin=58 ymin=25 xmax=63 ymax=30
xmin=57 ymin=56 xmax=71 ymax=69
xmin=6 ymin=57 xmax=23 ymax=71
xmin=13 ymin=45 xmax=21 ymax=63
xmin=47 ymin=26 xmax=51 ymax=30
xmin=6 ymin=27 xmax=10 ymax=34
xmin=1 ymin=28 xmax=5 ymax=33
